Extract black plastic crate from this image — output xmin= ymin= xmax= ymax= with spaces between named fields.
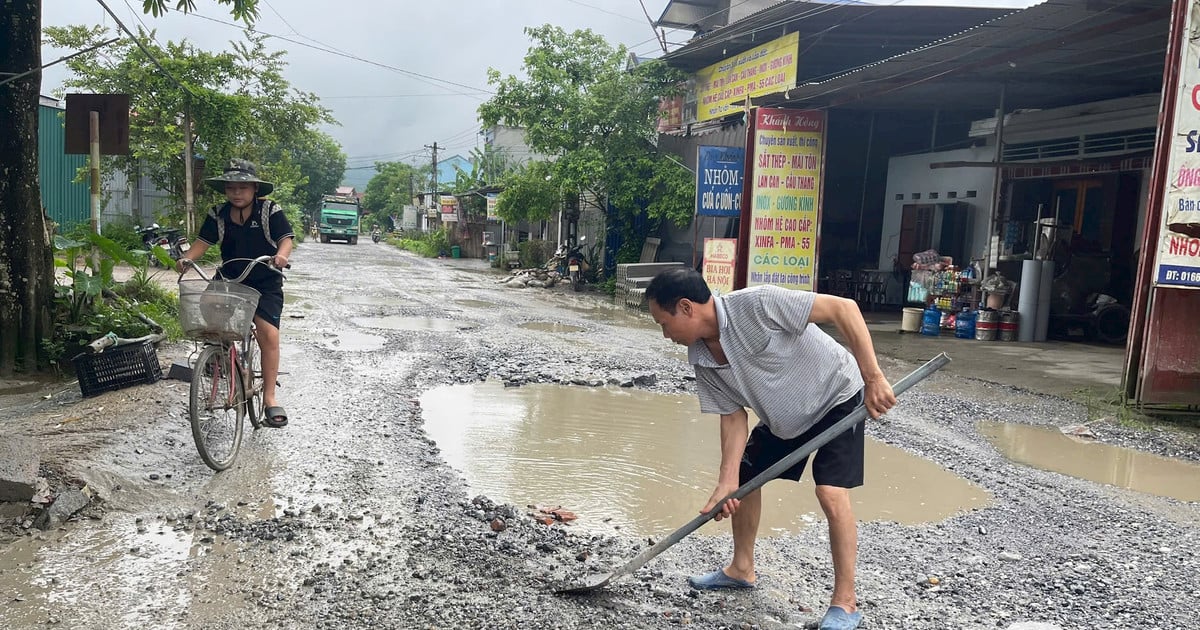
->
xmin=72 ymin=340 xmax=163 ymax=398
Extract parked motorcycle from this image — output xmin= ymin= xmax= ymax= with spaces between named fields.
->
xmin=137 ymin=223 xmax=190 ymax=267
xmin=552 ymin=236 xmax=589 ymax=292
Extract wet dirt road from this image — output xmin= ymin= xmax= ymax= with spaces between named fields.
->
xmin=2 ymin=241 xmax=1199 ymax=630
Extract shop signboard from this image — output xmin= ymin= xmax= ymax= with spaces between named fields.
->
xmin=745 ymin=108 xmax=825 ymax=292
xmin=694 ymin=32 xmax=798 ymax=122
xmin=703 ymin=238 xmax=737 ymax=296
xmin=486 ymin=193 xmax=499 ymax=221
xmin=696 ymin=145 xmax=745 ymax=217
xmin=440 ymin=195 xmax=458 ymax=222
xmin=1155 ymin=1 xmax=1200 ymax=287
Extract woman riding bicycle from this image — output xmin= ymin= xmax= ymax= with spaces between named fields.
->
xmin=176 ymin=159 xmax=294 ymax=428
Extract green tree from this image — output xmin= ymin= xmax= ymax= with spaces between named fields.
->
xmin=283 ymin=130 xmax=346 ymax=217
xmin=0 ymin=0 xmax=258 ymax=375
xmin=362 ymin=161 xmax=427 ymax=229
xmin=478 ymin=25 xmax=693 ymax=241
xmin=42 ymin=26 xmax=335 ymax=229
xmin=492 ymin=161 xmax=560 ymax=224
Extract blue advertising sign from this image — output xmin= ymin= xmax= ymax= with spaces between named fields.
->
xmin=696 ymin=145 xmax=745 ymax=217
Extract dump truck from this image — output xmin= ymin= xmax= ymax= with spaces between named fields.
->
xmin=317 ymin=194 xmax=361 ymax=244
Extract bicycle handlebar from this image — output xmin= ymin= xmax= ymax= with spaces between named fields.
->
xmin=177 ymin=256 xmax=289 ymax=283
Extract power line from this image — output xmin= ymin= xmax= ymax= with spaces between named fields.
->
xmin=636 ymin=0 xmax=667 ymax=54
xmin=184 ymin=12 xmax=493 ymax=98
xmin=626 ymin=0 xmax=756 ymax=52
xmin=95 ymin=0 xmax=195 ymax=98
xmin=120 ymin=0 xmax=155 ymax=40
xmin=561 ymin=0 xmax=645 ymax=24
xmin=0 ymin=37 xmax=121 ymax=88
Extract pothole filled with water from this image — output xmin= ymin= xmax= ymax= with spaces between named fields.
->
xmin=353 ymin=316 xmax=475 ymax=332
xmin=518 ymin=321 xmax=586 ymax=334
xmin=455 ymin=299 xmax=495 ymax=309
xmin=420 ymin=382 xmax=990 ymax=537
xmin=979 ymin=421 xmax=1200 ymax=502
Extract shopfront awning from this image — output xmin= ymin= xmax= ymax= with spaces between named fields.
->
xmin=660 ymin=1 xmax=1014 ymax=81
xmin=769 ymin=0 xmax=1171 ymax=112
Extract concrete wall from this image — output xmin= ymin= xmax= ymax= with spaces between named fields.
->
xmin=878 ymin=145 xmax=997 ymax=271
xmin=485 ymin=125 xmax=549 ymax=167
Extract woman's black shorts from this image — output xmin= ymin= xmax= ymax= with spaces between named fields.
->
xmin=242 ymin=278 xmax=283 ymax=330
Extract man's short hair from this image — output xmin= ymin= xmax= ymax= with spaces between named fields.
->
xmin=645 ymin=268 xmax=712 ymax=314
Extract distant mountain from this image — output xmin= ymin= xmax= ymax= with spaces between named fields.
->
xmin=341 ymin=169 xmax=373 ymax=192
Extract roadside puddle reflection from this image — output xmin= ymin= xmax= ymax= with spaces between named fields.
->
xmin=979 ymin=421 xmax=1200 ymax=502
xmin=420 ymin=382 xmax=989 ymax=537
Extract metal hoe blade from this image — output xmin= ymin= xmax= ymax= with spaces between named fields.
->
xmin=555 ymin=352 xmax=951 ymax=595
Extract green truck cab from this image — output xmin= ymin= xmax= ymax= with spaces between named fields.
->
xmin=318 ymin=194 xmax=362 ymax=244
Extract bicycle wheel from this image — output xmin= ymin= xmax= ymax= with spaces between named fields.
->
xmin=243 ymin=333 xmax=263 ymax=429
xmin=189 ymin=344 xmax=245 ymax=471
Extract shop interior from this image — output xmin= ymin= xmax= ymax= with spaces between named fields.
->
xmin=993 ymin=172 xmax=1142 ymax=343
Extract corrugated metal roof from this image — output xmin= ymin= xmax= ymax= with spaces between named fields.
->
xmin=660 ymin=1 xmax=1014 ymax=82
xmin=774 ymin=0 xmax=1170 ymax=111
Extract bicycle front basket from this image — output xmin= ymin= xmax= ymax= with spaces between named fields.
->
xmin=179 ymin=279 xmax=261 ymax=341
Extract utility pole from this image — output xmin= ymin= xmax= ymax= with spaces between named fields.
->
xmin=183 ymin=107 xmax=195 ymax=237
xmin=425 ymin=141 xmax=440 ymax=206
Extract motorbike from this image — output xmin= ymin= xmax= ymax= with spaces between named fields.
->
xmin=551 ymin=235 xmax=589 ymax=292
xmin=137 ymin=223 xmax=190 ymax=267
xmin=371 ymin=230 xmax=381 ymax=243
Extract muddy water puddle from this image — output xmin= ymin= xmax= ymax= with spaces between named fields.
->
xmin=354 ymin=316 xmax=476 ymax=332
xmin=980 ymin=421 xmax=1200 ymax=502
xmin=455 ymin=299 xmax=495 ymax=309
xmin=518 ymin=321 xmax=586 ymax=333
xmin=0 ymin=517 xmax=237 ymax=628
xmin=282 ymin=328 xmax=386 ymax=351
xmin=420 ymin=382 xmax=989 ymax=537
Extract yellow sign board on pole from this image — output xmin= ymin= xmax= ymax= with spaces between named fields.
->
xmin=746 ymin=108 xmax=825 ymax=292
xmin=694 ymin=32 xmax=799 ymax=122
xmin=703 ymin=238 xmax=737 ymax=296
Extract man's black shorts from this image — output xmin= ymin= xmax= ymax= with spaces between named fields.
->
xmin=739 ymin=389 xmax=865 ymax=488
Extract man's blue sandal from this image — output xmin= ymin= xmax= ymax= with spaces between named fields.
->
xmin=687 ymin=568 xmax=755 ymax=590
xmin=818 ymin=606 xmax=863 ymax=630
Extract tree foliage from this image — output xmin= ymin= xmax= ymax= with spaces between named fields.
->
xmin=492 ymin=161 xmax=559 ymax=225
xmin=0 ymin=0 xmax=261 ymax=375
xmin=41 ymin=25 xmax=336 ymax=229
xmin=478 ymin=25 xmax=693 ymax=230
xmin=141 ymin=0 xmax=258 ymax=22
xmin=362 ymin=161 xmax=428 ymax=229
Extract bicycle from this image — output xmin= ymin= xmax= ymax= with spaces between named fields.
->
xmin=177 ymin=256 xmax=285 ymax=471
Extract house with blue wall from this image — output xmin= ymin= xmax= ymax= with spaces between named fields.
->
xmin=436 ymin=154 xmax=472 ymax=187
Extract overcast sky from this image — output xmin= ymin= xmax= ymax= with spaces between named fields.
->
xmin=40 ymin=0 xmax=1042 ymax=187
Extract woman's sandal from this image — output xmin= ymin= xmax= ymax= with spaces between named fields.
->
xmin=263 ymin=406 xmax=288 ymax=428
